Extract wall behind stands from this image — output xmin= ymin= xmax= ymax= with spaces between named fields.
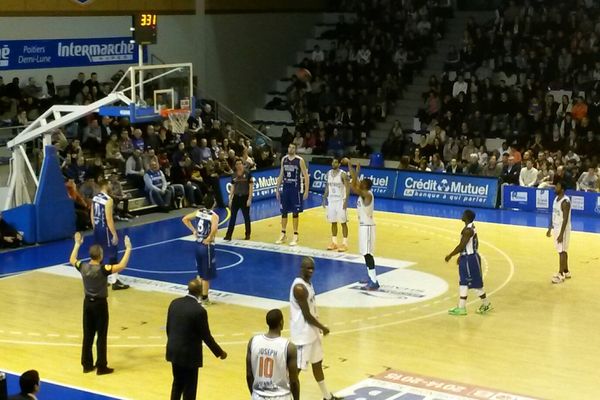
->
xmin=0 ymin=15 xmax=200 ymax=86
xmin=202 ymin=13 xmax=319 ymax=118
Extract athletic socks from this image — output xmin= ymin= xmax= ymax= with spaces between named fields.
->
xmin=331 ymin=236 xmax=338 ymax=244
xmin=318 ymin=380 xmax=331 ymax=399
xmin=458 ymin=297 xmax=467 ymax=308
xmin=458 ymin=285 xmax=468 ymax=308
xmin=367 ymin=268 xmax=377 ymax=283
xmin=342 ymin=237 xmax=348 ymax=246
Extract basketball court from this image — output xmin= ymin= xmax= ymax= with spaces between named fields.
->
xmin=2 ymin=195 xmax=599 ymax=399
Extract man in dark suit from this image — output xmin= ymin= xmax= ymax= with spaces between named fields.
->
xmin=7 ymin=370 xmax=40 ymax=400
xmin=501 ymin=156 xmax=521 ymax=185
xmin=166 ymin=278 xmax=227 ymax=400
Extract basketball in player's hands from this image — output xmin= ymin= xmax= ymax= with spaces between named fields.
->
xmin=340 ymin=157 xmax=350 ymax=166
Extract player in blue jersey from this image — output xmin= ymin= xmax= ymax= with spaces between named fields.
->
xmin=91 ymin=179 xmax=129 ymax=290
xmin=275 ymin=144 xmax=310 ymax=246
xmin=182 ymin=193 xmax=220 ymax=305
xmin=444 ymin=209 xmax=492 ymax=315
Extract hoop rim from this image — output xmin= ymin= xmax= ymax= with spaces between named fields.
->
xmin=159 ymin=108 xmax=191 ymax=118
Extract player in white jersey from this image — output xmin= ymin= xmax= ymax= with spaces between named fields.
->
xmin=546 ymin=181 xmax=572 ymax=284
xmin=322 ymin=158 xmax=350 ymax=252
xmin=348 ymin=160 xmax=379 ymax=290
xmin=290 ymin=257 xmax=342 ymax=400
xmin=444 ymin=209 xmax=492 ymax=315
xmin=246 ymin=309 xmax=299 ymax=400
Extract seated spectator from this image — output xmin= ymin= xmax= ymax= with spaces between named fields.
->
xmin=119 ymin=129 xmax=134 ymax=159
xmin=143 ymin=148 xmax=159 ymax=171
xmin=86 ymin=156 xmax=105 ymax=182
xmin=171 ymin=157 xmax=202 ymax=207
xmin=429 ymin=153 xmax=445 ymax=172
xmin=63 ymin=155 xmax=87 ymax=184
xmin=501 ymin=156 xmax=521 ymax=184
xmin=82 ymin=119 xmax=103 ymax=153
xmin=445 ymin=158 xmax=461 ymax=174
xmin=144 ymin=160 xmax=172 ymax=211
xmin=571 ymin=96 xmax=588 ymax=122
xmin=398 ymin=156 xmax=415 ymax=170
xmin=465 ymin=153 xmax=482 ymax=175
xmin=8 ymin=369 xmax=40 ymax=400
xmin=131 ymin=128 xmax=145 ymax=151
xmin=452 ymin=75 xmax=468 ymax=98
xmin=198 ymin=138 xmax=213 ymax=162
xmin=418 ymin=159 xmax=431 ymax=171
xmin=255 ymin=147 xmax=275 ymax=169
xmin=553 ymin=165 xmax=576 ymax=190
xmin=79 ymin=173 xmax=99 ymax=204
xmin=108 ymin=174 xmax=133 ymax=220
xmin=209 ymin=138 xmax=221 ymax=159
xmin=105 ymin=133 xmax=125 ymax=168
xmin=577 ymin=166 xmax=599 ymax=192
xmin=0 ymin=212 xmax=24 ymax=249
xmin=240 ymin=147 xmax=256 ymax=171
xmin=125 ymin=149 xmax=145 ymax=189
xmin=519 ymin=159 xmax=538 ymax=187
xmin=482 ymin=155 xmax=502 ymax=178
xmin=327 ymin=128 xmax=345 ymax=158
xmin=355 ymin=138 xmax=373 ymax=158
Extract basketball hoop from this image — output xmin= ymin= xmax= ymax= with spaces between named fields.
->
xmin=160 ymin=108 xmax=190 ymax=134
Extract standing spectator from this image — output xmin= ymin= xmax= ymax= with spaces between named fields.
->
xmin=7 ymin=370 xmax=40 ymax=400
xmin=125 ymin=149 xmax=145 ymax=189
xmin=519 ymin=160 xmax=539 ymax=187
xmin=144 ymin=160 xmax=172 ymax=210
xmin=69 ymin=232 xmax=132 ymax=375
xmin=166 ymin=278 xmax=227 ymax=400
xmin=224 ymin=159 xmax=254 ymax=241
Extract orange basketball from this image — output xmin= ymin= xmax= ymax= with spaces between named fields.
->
xmin=296 ymin=68 xmax=312 ymax=82
xmin=340 ymin=157 xmax=350 ymax=166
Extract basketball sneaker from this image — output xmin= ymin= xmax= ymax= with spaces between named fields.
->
xmin=476 ymin=303 xmax=493 ymax=314
xmin=289 ymin=235 xmax=299 ymax=246
xmin=563 ymin=271 xmax=572 ymax=279
xmin=551 ymin=273 xmax=565 ymax=284
xmin=448 ymin=307 xmax=467 ymax=316
xmin=327 ymin=243 xmax=338 ymax=251
xmin=275 ymin=234 xmax=287 ymax=244
xmin=360 ymin=280 xmax=380 ymax=291
xmin=337 ymin=244 xmax=348 ymax=252
xmin=201 ymin=299 xmax=215 ymax=306
xmin=324 ymin=395 xmax=344 ymax=400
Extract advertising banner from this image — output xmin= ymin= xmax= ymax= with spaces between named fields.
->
xmin=219 ymin=167 xmax=280 ymax=204
xmin=395 ymin=171 xmax=499 ymax=208
xmin=0 ymin=37 xmax=147 ymax=71
xmin=309 ymin=164 xmax=398 ymax=199
xmin=503 ymin=185 xmax=600 ymax=217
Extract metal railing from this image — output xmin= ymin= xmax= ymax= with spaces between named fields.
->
xmin=213 ymin=101 xmax=272 ymax=147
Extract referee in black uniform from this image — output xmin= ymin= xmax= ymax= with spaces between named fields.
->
xmin=224 ymin=158 xmax=254 ymax=241
xmin=69 ymin=231 xmax=132 ymax=375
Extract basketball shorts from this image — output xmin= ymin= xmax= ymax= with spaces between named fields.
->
xmin=326 ymin=200 xmax=347 ymax=223
xmin=358 ymin=225 xmax=376 ymax=256
xmin=93 ymin=227 xmax=118 ymax=265
xmin=252 ymin=393 xmax=293 ymax=400
xmin=296 ymin=337 xmax=323 ymax=370
xmin=195 ymin=243 xmax=217 ymax=280
xmin=458 ymin=253 xmax=483 ymax=289
xmin=280 ymin=187 xmax=303 ymax=215
xmin=553 ymin=229 xmax=570 ymax=253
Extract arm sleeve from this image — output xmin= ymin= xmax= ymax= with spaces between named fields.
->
xmin=101 ymin=264 xmax=113 ymax=276
xmin=199 ymin=309 xmax=224 ymax=357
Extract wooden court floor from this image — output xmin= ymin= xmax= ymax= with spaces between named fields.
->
xmin=1 ymin=208 xmax=599 ymax=399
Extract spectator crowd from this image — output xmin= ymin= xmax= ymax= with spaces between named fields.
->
xmin=391 ymin=0 xmax=600 ymax=192
xmin=273 ymin=0 xmax=453 ymax=158
xmin=1 ymin=69 xmax=275 ymax=233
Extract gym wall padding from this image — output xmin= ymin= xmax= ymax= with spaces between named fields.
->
xmin=34 ymin=146 xmax=75 ymax=243
xmin=1 ymin=204 xmax=36 ymax=243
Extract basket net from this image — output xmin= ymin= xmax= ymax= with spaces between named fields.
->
xmin=161 ymin=109 xmax=191 ymax=134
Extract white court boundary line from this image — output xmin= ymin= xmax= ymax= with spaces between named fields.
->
xmin=0 ymin=215 xmax=515 ymax=347
xmin=126 ymin=248 xmax=244 ymax=274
